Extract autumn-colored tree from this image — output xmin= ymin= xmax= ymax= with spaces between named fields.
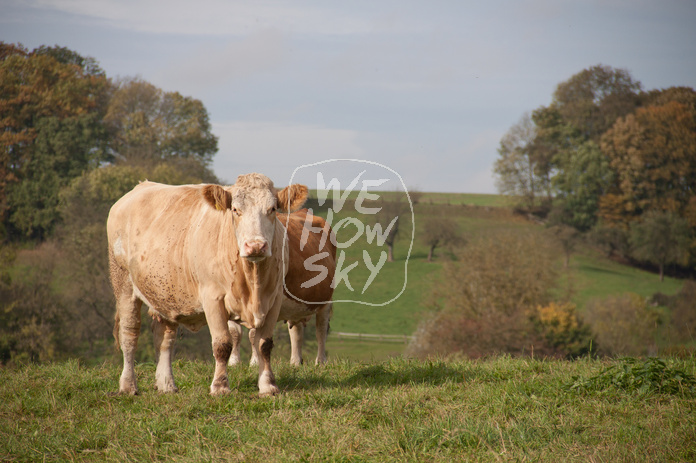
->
xmin=421 ymin=216 xmax=465 ymax=262
xmin=0 ymin=43 xmax=110 ymax=239
xmin=513 ymin=66 xmax=641 ymax=230
xmin=600 ymin=101 xmax=696 ymax=225
xmin=640 ymin=86 xmax=696 ymax=112
xmin=104 ymin=77 xmax=218 ymax=169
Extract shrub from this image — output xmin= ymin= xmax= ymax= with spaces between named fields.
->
xmin=567 ymin=357 xmax=696 ymax=397
xmin=408 ymin=230 xmax=561 ymax=358
xmin=584 ymin=293 xmax=659 ymax=357
xmin=531 ymin=302 xmax=593 ymax=358
xmin=670 ymin=281 xmax=696 ymax=344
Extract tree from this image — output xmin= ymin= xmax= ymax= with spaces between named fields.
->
xmin=104 ymin=77 xmax=218 ymax=168
xmin=0 ymin=43 xmax=110 ymax=239
xmin=493 ymin=113 xmax=551 ymax=211
xmin=421 ymin=216 xmax=465 ymax=262
xmin=548 ymin=224 xmax=580 ymax=269
xmin=552 ymin=64 xmax=642 ymax=142
xmin=7 ymin=114 xmax=108 ymax=238
xmin=550 ymin=140 xmax=613 ymax=231
xmin=600 ymin=101 xmax=696 ymax=225
xmin=629 ymin=210 xmax=691 ymax=282
xmin=372 ymin=195 xmax=411 ymax=262
xmin=521 ymin=66 xmax=641 ymax=230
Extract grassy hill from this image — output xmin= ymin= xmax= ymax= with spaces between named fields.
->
xmin=298 ymin=192 xmax=684 ymax=362
xmin=2 ymin=357 xmax=694 ymax=462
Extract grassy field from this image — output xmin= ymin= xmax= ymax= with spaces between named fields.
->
xmin=1 ymin=357 xmax=694 ymax=462
xmin=317 ymin=195 xmax=686 ymax=361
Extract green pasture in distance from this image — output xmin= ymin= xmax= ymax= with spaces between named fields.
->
xmin=561 ymin=250 xmax=683 ymax=310
xmin=287 ymin=189 xmax=687 ymax=361
xmin=307 ymin=189 xmax=515 ymax=208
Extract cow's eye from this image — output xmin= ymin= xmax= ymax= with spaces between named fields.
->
xmin=232 ymin=207 xmax=241 ymax=216
xmin=268 ymin=206 xmax=277 ymax=215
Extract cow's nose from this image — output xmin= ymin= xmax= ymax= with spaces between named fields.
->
xmin=243 ymin=240 xmax=268 ymax=257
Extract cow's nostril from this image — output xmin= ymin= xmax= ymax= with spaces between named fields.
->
xmin=244 ymin=240 xmax=268 ymax=256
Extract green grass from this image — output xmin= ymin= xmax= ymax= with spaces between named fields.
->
xmin=310 ymin=190 xmax=514 ymax=208
xmin=323 ymin=200 xmax=685 ymax=360
xmin=2 ymin=357 xmax=695 ymax=462
xmin=566 ymin=250 xmax=683 ymax=310
xmin=417 ymin=192 xmax=516 ymax=207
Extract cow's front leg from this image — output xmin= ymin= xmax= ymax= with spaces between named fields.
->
xmin=255 ymin=301 xmax=281 ymax=396
xmin=227 ymin=321 xmax=243 ymax=366
xmin=152 ymin=315 xmax=179 ymax=393
xmin=204 ymin=300 xmax=233 ymax=395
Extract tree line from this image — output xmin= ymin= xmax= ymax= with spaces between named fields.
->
xmin=0 ymin=42 xmax=220 ymax=364
xmin=494 ymin=65 xmax=695 ymax=279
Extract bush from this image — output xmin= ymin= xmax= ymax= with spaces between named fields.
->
xmin=0 ymin=243 xmax=66 ymax=365
xmin=567 ymin=357 xmax=696 ymax=397
xmin=408 ymin=230 xmax=563 ymax=359
xmin=584 ymin=293 xmax=659 ymax=357
xmin=670 ymin=281 xmax=696 ymax=344
xmin=531 ymin=302 xmax=593 ymax=358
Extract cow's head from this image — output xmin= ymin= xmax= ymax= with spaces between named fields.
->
xmin=202 ymin=173 xmax=308 ymax=263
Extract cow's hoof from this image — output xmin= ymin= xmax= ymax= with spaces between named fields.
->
xmin=210 ymin=379 xmax=231 ymax=396
xmin=259 ymin=384 xmax=280 ymax=397
xmin=155 ymin=384 xmax=179 ymax=393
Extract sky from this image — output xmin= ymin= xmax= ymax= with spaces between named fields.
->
xmin=2 ymin=0 xmax=695 ymax=193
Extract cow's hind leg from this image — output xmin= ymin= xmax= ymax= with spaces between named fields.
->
xmin=112 ymin=262 xmax=143 ymax=395
xmin=315 ymin=302 xmax=332 ymax=365
xmin=288 ymin=322 xmax=304 ymax=366
xmin=152 ymin=312 xmax=179 ymax=393
xmin=248 ymin=328 xmax=259 ymax=366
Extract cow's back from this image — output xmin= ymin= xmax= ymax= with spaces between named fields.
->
xmin=278 ymin=209 xmax=336 ymax=305
xmin=107 ymin=181 xmax=220 ymax=326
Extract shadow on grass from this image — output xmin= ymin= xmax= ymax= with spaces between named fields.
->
xmin=577 ymin=263 xmax=623 ymax=276
xmin=277 ymin=360 xmax=488 ymax=392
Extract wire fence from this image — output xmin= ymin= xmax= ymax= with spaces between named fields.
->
xmin=331 ymin=331 xmax=415 ymax=344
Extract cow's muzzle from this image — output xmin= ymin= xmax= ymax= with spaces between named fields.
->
xmin=241 ymin=239 xmax=270 ymax=262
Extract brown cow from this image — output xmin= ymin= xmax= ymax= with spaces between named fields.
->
xmin=107 ymin=173 xmax=307 ymax=396
xmin=228 ymin=209 xmax=337 ymax=366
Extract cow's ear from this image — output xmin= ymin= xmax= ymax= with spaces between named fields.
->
xmin=277 ymin=184 xmax=308 ymax=213
xmin=202 ymin=185 xmax=232 ymax=211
